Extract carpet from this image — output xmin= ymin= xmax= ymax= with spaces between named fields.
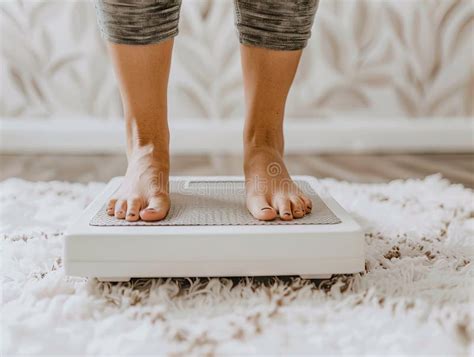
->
xmin=1 ymin=175 xmax=473 ymax=355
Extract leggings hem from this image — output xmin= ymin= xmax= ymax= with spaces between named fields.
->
xmin=238 ymin=36 xmax=308 ymax=51
xmin=101 ymin=30 xmax=179 ymax=46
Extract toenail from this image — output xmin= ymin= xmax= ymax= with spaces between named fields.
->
xmin=145 ymin=208 xmax=156 ymax=211
xmin=261 ymin=207 xmax=272 ymax=211
xmin=284 ymin=212 xmax=291 ymax=216
xmin=128 ymin=213 xmax=135 ymax=217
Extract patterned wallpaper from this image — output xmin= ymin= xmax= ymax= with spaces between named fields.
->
xmin=1 ymin=0 xmax=473 ymax=120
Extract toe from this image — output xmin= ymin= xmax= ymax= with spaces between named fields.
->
xmin=275 ymin=196 xmax=293 ymax=221
xmin=301 ymin=195 xmax=312 ymax=214
xmin=126 ymin=198 xmax=141 ymax=222
xmin=246 ymin=195 xmax=277 ymax=221
xmin=140 ymin=194 xmax=170 ymax=222
xmin=290 ymin=196 xmax=305 ymax=218
xmin=114 ymin=200 xmax=127 ymax=219
xmin=106 ymin=198 xmax=117 ymax=216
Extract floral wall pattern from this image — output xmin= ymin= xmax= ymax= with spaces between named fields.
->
xmin=1 ymin=0 xmax=472 ymax=121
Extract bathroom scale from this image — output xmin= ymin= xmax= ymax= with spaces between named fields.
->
xmin=64 ymin=176 xmax=364 ymax=281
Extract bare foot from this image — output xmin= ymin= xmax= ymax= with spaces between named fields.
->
xmin=106 ymin=143 xmax=170 ymax=222
xmin=244 ymin=146 xmax=312 ymax=221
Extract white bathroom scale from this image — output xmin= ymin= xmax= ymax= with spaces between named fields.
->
xmin=64 ymin=176 xmax=364 ymax=281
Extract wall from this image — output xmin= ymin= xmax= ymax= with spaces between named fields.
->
xmin=1 ymin=0 xmax=473 ymax=153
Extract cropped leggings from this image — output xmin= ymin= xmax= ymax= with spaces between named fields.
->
xmin=95 ymin=0 xmax=319 ymax=51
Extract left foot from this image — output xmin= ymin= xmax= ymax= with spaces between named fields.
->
xmin=244 ymin=145 xmax=312 ymax=221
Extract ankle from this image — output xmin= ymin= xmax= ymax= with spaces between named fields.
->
xmin=125 ymin=111 xmax=169 ymax=148
xmin=129 ymin=136 xmax=169 ymax=154
xmin=244 ymin=142 xmax=281 ymax=157
xmin=127 ymin=138 xmax=170 ymax=169
xmin=126 ymin=124 xmax=169 ymax=158
xmin=244 ymin=129 xmax=284 ymax=156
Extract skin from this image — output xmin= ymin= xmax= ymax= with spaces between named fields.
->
xmin=106 ymin=40 xmax=173 ymax=222
xmin=106 ymin=40 xmax=312 ymax=222
xmin=240 ymin=45 xmax=312 ymax=221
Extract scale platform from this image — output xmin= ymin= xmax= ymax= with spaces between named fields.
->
xmin=64 ymin=176 xmax=364 ymax=281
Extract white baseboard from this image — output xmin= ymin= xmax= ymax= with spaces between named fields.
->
xmin=1 ymin=117 xmax=473 ymax=154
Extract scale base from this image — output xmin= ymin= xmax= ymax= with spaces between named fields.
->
xmin=64 ymin=176 xmax=364 ymax=280
xmin=96 ymin=274 xmax=333 ymax=282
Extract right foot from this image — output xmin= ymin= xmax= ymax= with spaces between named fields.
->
xmin=106 ymin=144 xmax=170 ymax=222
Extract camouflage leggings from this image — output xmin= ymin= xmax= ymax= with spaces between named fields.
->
xmin=95 ymin=0 xmax=319 ymax=51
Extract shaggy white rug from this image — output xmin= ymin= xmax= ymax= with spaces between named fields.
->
xmin=1 ymin=175 xmax=473 ymax=355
